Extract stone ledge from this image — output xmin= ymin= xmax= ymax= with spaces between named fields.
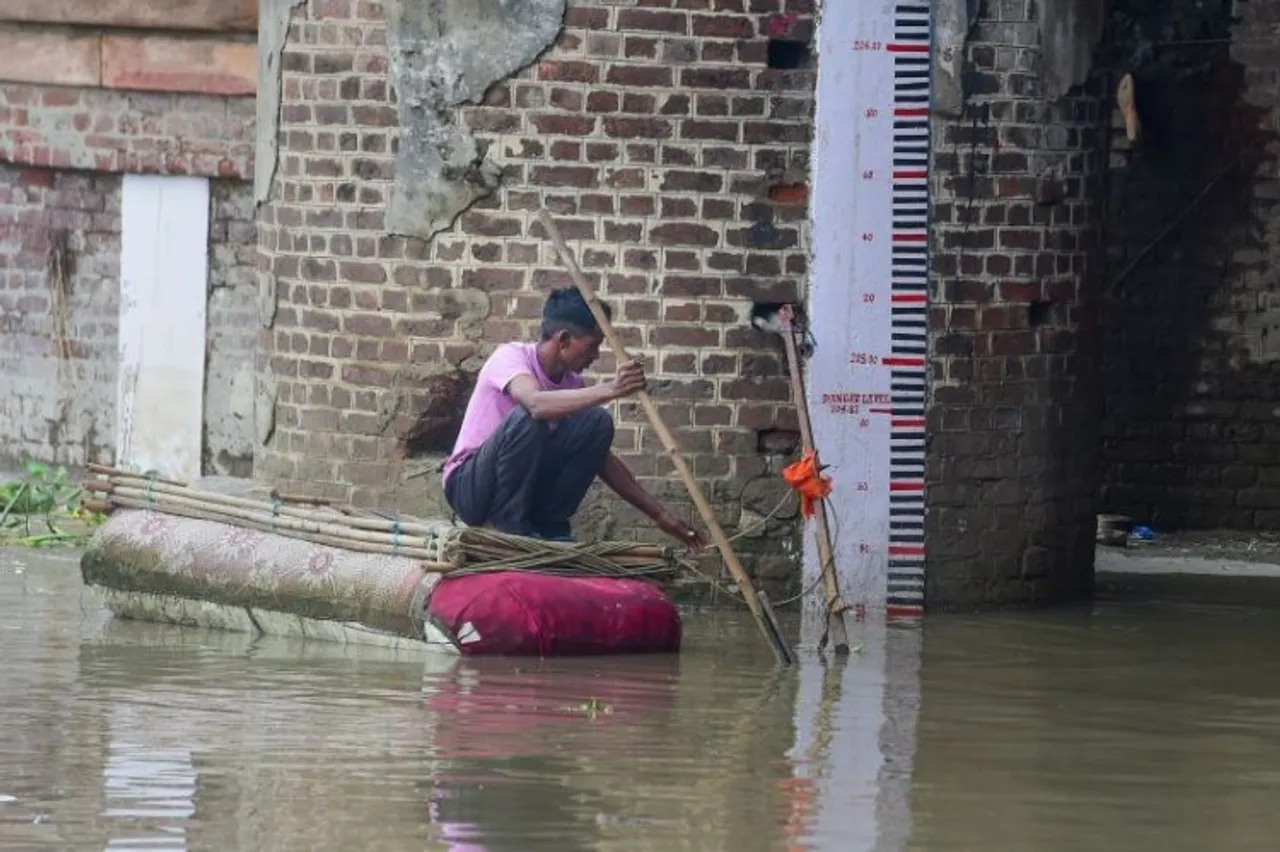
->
xmin=0 ymin=0 xmax=257 ymax=33
xmin=0 ymin=26 xmax=257 ymax=96
xmin=1096 ymin=533 xmax=1280 ymax=607
xmin=0 ymin=26 xmax=101 ymax=87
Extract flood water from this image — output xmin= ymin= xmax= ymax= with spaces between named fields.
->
xmin=3 ymin=548 xmax=1280 ymax=851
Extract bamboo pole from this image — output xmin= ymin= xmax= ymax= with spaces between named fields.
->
xmin=89 ymin=483 xmax=451 ymax=555
xmin=84 ymin=475 xmax=461 ymax=543
xmin=778 ymin=305 xmax=852 ymax=654
xmin=85 ymin=496 xmax=451 ymax=565
xmin=87 ymin=463 xmax=186 ymax=487
xmin=536 ymin=208 xmax=794 ymax=666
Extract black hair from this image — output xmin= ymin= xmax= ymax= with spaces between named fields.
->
xmin=539 ymin=286 xmax=612 ymax=340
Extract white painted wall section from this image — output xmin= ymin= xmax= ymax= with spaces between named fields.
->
xmin=807 ymin=3 xmax=931 ymax=621
xmin=117 ymin=174 xmax=210 ymax=483
xmin=807 ymin=4 xmax=893 ymax=618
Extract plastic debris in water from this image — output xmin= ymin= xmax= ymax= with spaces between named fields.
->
xmin=1130 ymin=525 xmax=1155 ymax=541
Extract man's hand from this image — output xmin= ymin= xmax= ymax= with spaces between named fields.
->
xmin=610 ymin=358 xmax=647 ymax=398
xmin=655 ymin=509 xmax=707 ymax=550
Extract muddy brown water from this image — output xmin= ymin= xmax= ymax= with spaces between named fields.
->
xmin=3 ymin=547 xmax=1280 ymax=851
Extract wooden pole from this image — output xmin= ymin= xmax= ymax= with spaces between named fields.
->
xmin=778 ymin=305 xmax=852 ymax=653
xmin=536 ymin=209 xmax=794 ymax=666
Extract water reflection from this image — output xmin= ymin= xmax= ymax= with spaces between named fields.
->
xmin=5 ymin=548 xmax=1280 ymax=850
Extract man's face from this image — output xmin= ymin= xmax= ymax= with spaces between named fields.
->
xmin=559 ymin=329 xmax=604 ymax=373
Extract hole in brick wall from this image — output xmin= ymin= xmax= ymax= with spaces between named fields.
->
xmin=750 ymin=302 xmax=789 ymax=335
xmin=398 ymin=371 xmax=478 ymax=457
xmin=750 ymin=301 xmax=816 ymax=358
xmin=1028 ymin=300 xmax=1053 ymax=327
xmin=757 ymin=429 xmax=801 ymax=456
xmin=767 ymin=40 xmax=812 ymax=70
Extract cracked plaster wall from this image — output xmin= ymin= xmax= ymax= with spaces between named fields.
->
xmin=205 ymin=180 xmax=259 ymax=477
xmin=255 ymin=0 xmax=306 ymax=206
xmin=932 ymin=0 xmax=1107 ymax=116
xmin=384 ymin=0 xmax=566 ymax=239
xmin=254 ymin=0 xmax=567 ymax=232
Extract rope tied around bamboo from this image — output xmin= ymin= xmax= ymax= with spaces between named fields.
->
xmin=82 ymin=465 xmax=686 ymax=579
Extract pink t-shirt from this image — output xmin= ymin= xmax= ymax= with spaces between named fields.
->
xmin=442 ymin=342 xmax=584 ymax=484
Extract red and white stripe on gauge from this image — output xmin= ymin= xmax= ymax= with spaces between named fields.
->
xmin=806 ymin=3 xmax=931 ymax=621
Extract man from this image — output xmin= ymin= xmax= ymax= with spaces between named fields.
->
xmin=442 ymin=286 xmax=707 ymax=549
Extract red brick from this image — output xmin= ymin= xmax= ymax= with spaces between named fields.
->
xmin=549 ymin=87 xmax=584 ymax=110
xmin=566 ymin=6 xmax=610 ymax=27
xmin=661 ymin=170 xmax=723 ymax=192
xmin=549 ymin=140 xmax=582 ymax=161
xmin=617 ymin=9 xmax=689 ymax=33
xmin=530 ymin=114 xmax=598 ymax=135
xmin=681 ymin=120 xmax=740 ymax=141
xmin=767 ymin=183 xmax=808 ymax=205
xmin=344 ymin=312 xmax=393 ymax=336
xmin=622 ymin=93 xmax=658 ymax=113
xmin=462 ymin=268 xmax=526 ymax=291
xmin=650 ymin=223 xmax=719 ymax=247
xmin=651 ymin=326 xmax=721 ymax=347
xmin=604 ymin=117 xmax=674 ymax=139
xmin=624 ymin=36 xmax=658 ymax=59
xmin=537 ymin=60 xmax=600 ymax=83
xmin=691 ymin=13 xmax=756 ymax=38
xmin=586 ymin=91 xmax=620 ymax=113
xmin=605 ymin=65 xmax=675 ymax=87
xmin=16 ymin=167 xmax=55 ymax=188
xmin=530 ymin=165 xmax=599 ymax=188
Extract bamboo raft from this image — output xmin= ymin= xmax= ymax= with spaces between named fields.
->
xmin=81 ymin=464 xmax=687 ymax=580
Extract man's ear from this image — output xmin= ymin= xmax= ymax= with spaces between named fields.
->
xmin=554 ymin=329 xmax=573 ymax=347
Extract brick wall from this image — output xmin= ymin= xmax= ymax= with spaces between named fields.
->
xmin=0 ymin=84 xmax=255 ymax=180
xmin=1099 ymin=0 xmax=1280 ymax=530
xmin=0 ymin=164 xmax=120 ymax=466
xmin=926 ymin=1 xmax=1106 ymax=606
xmin=255 ymin=0 xmax=816 ymax=587
xmin=0 ymin=162 xmax=260 ymax=472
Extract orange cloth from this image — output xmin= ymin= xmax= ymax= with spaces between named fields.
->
xmin=781 ymin=450 xmax=832 ymax=518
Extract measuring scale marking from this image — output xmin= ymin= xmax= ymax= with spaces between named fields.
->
xmin=806 ymin=3 xmax=931 ymax=621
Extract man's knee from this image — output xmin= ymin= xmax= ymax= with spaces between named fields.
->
xmin=501 ymin=405 xmax=549 ymax=441
xmin=578 ymin=406 xmax=615 ymax=444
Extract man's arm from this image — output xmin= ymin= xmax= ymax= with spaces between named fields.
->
xmin=507 ymin=374 xmax=619 ymax=421
xmin=599 ymin=451 xmax=666 ymax=518
xmin=506 ymin=359 xmax=646 ymax=421
xmin=599 ymin=452 xmax=707 ymax=548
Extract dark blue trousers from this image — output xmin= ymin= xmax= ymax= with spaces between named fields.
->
xmin=443 ymin=406 xmax=614 ymax=539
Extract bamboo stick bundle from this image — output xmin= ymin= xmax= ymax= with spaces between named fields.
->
xmin=83 ymin=495 xmax=450 ymax=565
xmin=84 ymin=483 xmax=456 ymax=561
xmin=87 ymin=466 xmax=461 ymax=542
xmin=82 ymin=465 xmax=682 ymax=578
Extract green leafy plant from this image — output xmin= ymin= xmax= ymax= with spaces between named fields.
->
xmin=0 ymin=460 xmax=103 ymax=548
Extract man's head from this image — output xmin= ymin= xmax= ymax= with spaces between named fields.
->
xmin=539 ymin=286 xmax=610 ymax=373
